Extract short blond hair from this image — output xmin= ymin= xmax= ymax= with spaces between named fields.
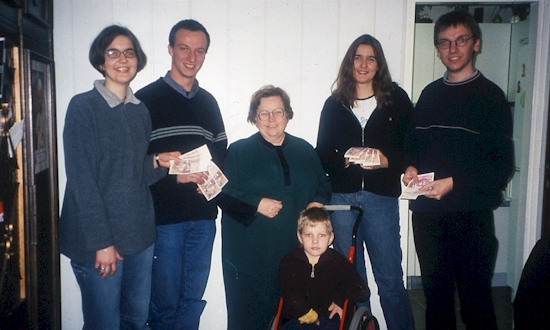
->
xmin=297 ymin=207 xmax=333 ymax=234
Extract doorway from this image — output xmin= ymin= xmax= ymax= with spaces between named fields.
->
xmin=404 ymin=0 xmax=550 ymax=295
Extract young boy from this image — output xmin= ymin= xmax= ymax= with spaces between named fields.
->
xmin=277 ymin=207 xmax=370 ymax=330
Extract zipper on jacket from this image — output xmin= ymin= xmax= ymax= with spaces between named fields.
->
xmin=344 ymin=103 xmax=366 ymax=191
xmin=362 ymin=126 xmax=365 ymax=190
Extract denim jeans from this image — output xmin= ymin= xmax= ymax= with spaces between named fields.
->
xmin=413 ymin=210 xmax=498 ymax=330
xmin=71 ymin=244 xmax=154 ymax=330
xmin=330 ymin=192 xmax=414 ymax=330
xmin=148 ymin=220 xmax=216 ymax=330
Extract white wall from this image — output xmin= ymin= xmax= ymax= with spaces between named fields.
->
xmin=54 ymin=1 xmax=420 ymax=329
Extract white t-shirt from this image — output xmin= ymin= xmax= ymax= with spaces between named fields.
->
xmin=352 ymin=95 xmax=377 ymax=128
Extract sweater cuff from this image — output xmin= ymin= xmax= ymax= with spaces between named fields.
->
xmin=215 ymin=193 xmax=258 ymax=226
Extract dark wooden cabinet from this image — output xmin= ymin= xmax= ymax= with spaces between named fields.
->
xmin=0 ymin=0 xmax=59 ymax=329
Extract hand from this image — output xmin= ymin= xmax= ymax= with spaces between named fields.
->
xmin=402 ymin=166 xmax=418 ymax=186
xmin=95 ymin=246 xmax=123 ymax=278
xmin=257 ymin=198 xmax=282 ymax=218
xmin=155 ymin=151 xmax=181 ymax=168
xmin=328 ymin=302 xmax=343 ymax=320
xmin=307 ymin=202 xmax=324 ymax=209
xmin=177 ymin=171 xmax=209 ymax=185
xmin=360 ymin=148 xmax=389 ymax=170
xmin=419 ymin=177 xmax=453 ymax=200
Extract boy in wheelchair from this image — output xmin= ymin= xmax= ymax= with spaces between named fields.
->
xmin=277 ymin=207 xmax=370 ymax=330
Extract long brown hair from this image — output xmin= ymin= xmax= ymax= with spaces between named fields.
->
xmin=332 ymin=34 xmax=393 ymax=108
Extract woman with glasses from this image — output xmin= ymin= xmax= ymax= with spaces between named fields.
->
xmin=316 ymin=34 xmax=415 ymax=329
xmin=59 ymin=25 xmax=175 ymax=329
xmin=221 ymin=85 xmax=331 ymax=330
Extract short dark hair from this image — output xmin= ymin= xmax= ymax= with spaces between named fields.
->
xmin=297 ymin=207 xmax=333 ymax=234
xmin=169 ymin=19 xmax=210 ymax=52
xmin=89 ymin=25 xmax=147 ymax=76
xmin=332 ymin=34 xmax=394 ymax=109
xmin=247 ymin=85 xmax=294 ymax=124
xmin=434 ymin=11 xmax=481 ymax=47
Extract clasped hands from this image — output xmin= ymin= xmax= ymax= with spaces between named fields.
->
xmin=95 ymin=245 xmax=123 ymax=278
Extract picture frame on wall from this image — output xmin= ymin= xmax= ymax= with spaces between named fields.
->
xmin=24 ymin=0 xmax=51 ymax=28
xmin=26 ymin=51 xmax=53 ymax=175
xmin=24 ymin=48 xmax=59 ymax=329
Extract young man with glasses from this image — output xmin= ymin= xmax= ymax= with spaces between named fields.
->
xmin=402 ymin=10 xmax=514 ymax=329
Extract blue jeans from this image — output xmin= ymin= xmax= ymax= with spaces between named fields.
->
xmin=330 ymin=192 xmax=414 ymax=330
xmin=71 ymin=244 xmax=154 ymax=330
xmin=148 ymin=220 xmax=216 ymax=330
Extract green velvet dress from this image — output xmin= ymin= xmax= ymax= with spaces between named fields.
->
xmin=221 ymin=132 xmax=331 ymax=330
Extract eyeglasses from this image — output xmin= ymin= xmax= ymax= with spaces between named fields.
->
xmin=105 ymin=49 xmax=137 ymax=59
xmin=436 ymin=36 xmax=474 ymax=50
xmin=257 ymin=108 xmax=285 ymax=121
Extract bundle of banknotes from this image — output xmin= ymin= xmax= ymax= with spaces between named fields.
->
xmin=344 ymin=147 xmax=381 ymax=166
xmin=399 ymin=172 xmax=434 ymax=200
xmin=168 ymin=144 xmax=228 ymax=201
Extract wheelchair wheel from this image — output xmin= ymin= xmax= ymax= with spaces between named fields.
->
xmin=348 ymin=306 xmax=379 ymax=330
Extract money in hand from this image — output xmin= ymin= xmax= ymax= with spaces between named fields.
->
xmin=169 ymin=144 xmax=212 ymax=175
xmin=399 ymin=172 xmax=435 ymax=200
xmin=197 ymin=161 xmax=228 ymax=201
xmin=344 ymin=147 xmax=381 ymax=166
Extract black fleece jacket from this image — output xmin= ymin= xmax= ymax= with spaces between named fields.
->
xmin=316 ymin=83 xmax=413 ymax=197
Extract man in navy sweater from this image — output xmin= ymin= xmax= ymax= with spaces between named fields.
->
xmin=135 ymin=19 xmax=226 ymax=330
xmin=402 ymin=11 xmax=514 ymax=330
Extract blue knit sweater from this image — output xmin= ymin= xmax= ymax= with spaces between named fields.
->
xmin=59 ymin=80 xmax=166 ymax=263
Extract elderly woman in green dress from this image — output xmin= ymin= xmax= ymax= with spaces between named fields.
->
xmin=221 ymin=85 xmax=331 ymax=330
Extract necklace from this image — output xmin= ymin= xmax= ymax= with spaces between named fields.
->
xmin=356 ymin=94 xmax=375 ymax=101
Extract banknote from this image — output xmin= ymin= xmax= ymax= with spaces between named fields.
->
xmin=344 ymin=147 xmax=381 ymax=166
xmin=399 ymin=172 xmax=435 ymax=200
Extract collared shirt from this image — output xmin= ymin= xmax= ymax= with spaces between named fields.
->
xmin=163 ymin=71 xmax=199 ymax=99
xmin=94 ymin=79 xmax=140 ymax=107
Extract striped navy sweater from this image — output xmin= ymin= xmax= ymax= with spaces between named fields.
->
xmin=404 ymin=72 xmax=514 ymax=213
xmin=136 ymin=78 xmax=227 ymax=225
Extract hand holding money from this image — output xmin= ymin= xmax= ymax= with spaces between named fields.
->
xmin=399 ymin=169 xmax=435 ymax=200
xmin=344 ymin=147 xmax=381 ymax=167
xmin=177 ymin=172 xmax=209 ymax=185
xmin=421 ymin=177 xmax=453 ymax=200
xmin=169 ymin=144 xmax=211 ymax=175
xmin=196 ymin=162 xmax=229 ymax=201
xmin=170 ymin=145 xmax=229 ymax=201
xmin=154 ymin=151 xmax=181 ymax=169
xmin=359 ymin=149 xmax=388 ymax=169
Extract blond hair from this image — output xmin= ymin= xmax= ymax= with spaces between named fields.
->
xmin=297 ymin=207 xmax=333 ymax=234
